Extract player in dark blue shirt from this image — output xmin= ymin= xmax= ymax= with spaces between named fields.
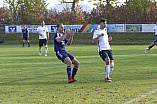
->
xmin=54 ymin=23 xmax=79 ymax=83
xmin=22 ymin=25 xmax=30 ymax=47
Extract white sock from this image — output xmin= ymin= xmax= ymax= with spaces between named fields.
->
xmin=45 ymin=46 xmax=48 ymax=54
xmin=110 ymin=68 xmax=113 ymax=75
xmin=39 ymin=47 xmax=42 ymax=53
xmin=105 ymin=65 xmax=110 ymax=78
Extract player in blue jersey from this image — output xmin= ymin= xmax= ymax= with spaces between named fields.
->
xmin=22 ymin=25 xmax=30 ymax=47
xmin=54 ymin=23 xmax=79 ymax=83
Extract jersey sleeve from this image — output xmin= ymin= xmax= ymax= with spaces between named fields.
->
xmin=46 ymin=27 xmax=49 ymax=32
xmin=65 ymin=38 xmax=69 ymax=44
xmin=54 ymin=32 xmax=60 ymax=40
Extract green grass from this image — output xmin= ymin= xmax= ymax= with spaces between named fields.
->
xmin=0 ymin=45 xmax=157 ymax=103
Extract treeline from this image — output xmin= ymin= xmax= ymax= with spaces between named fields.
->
xmin=0 ymin=0 xmax=157 ymax=25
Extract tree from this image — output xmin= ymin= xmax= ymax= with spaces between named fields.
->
xmin=5 ymin=0 xmax=49 ymax=25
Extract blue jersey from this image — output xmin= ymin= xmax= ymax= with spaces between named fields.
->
xmin=54 ymin=32 xmax=69 ymax=52
xmin=22 ymin=28 xmax=28 ymax=36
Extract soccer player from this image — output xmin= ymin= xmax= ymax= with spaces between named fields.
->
xmin=92 ymin=18 xmax=114 ymax=82
xmin=22 ymin=25 xmax=30 ymax=47
xmin=54 ymin=23 xmax=79 ymax=83
xmin=36 ymin=21 xmax=49 ymax=56
xmin=145 ymin=22 xmax=157 ymax=54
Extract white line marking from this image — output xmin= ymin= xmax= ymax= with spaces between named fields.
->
xmin=123 ymin=89 xmax=157 ymax=104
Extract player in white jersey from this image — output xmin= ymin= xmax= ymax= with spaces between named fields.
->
xmin=92 ymin=18 xmax=114 ymax=82
xmin=36 ymin=21 xmax=49 ymax=56
xmin=145 ymin=22 xmax=157 ymax=54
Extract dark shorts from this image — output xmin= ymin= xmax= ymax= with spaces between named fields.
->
xmin=99 ymin=50 xmax=114 ymax=61
xmin=23 ymin=36 xmax=29 ymax=40
xmin=56 ymin=50 xmax=74 ymax=63
xmin=39 ymin=39 xmax=47 ymax=46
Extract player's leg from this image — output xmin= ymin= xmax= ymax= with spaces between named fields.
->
xmin=23 ymin=40 xmax=25 ymax=47
xmin=110 ymin=60 xmax=114 ymax=75
xmin=145 ymin=36 xmax=157 ymax=54
xmin=104 ymin=57 xmax=111 ymax=82
xmin=44 ymin=39 xmax=48 ymax=56
xmin=27 ymin=39 xmax=30 ymax=47
xmin=108 ymin=50 xmax=114 ymax=75
xmin=99 ymin=51 xmax=111 ymax=82
xmin=39 ymin=39 xmax=43 ymax=56
xmin=71 ymin=58 xmax=79 ymax=81
xmin=64 ymin=57 xmax=74 ymax=83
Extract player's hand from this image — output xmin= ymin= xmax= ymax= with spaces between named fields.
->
xmin=70 ymin=30 xmax=74 ymax=37
xmin=108 ymin=37 xmax=112 ymax=41
xmin=65 ymin=29 xmax=70 ymax=34
xmin=101 ymin=33 xmax=104 ymax=36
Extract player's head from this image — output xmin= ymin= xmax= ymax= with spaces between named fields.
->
xmin=100 ymin=18 xmax=107 ymax=29
xmin=57 ymin=23 xmax=64 ymax=33
xmin=41 ymin=21 xmax=45 ymax=27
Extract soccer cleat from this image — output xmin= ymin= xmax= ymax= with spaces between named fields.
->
xmin=71 ymin=77 xmax=78 ymax=82
xmin=45 ymin=54 xmax=47 ymax=56
xmin=68 ymin=78 xmax=75 ymax=83
xmin=105 ymin=78 xmax=112 ymax=82
xmin=39 ymin=53 xmax=42 ymax=56
xmin=144 ymin=48 xmax=149 ymax=54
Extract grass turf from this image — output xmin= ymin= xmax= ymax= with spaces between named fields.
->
xmin=0 ymin=45 xmax=157 ymax=103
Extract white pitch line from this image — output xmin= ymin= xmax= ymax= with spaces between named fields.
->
xmin=123 ymin=89 xmax=157 ymax=104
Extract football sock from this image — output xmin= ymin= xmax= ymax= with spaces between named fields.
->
xmin=45 ymin=46 xmax=48 ymax=54
xmin=28 ymin=42 xmax=30 ymax=47
xmin=67 ymin=66 xmax=71 ymax=78
xmin=23 ymin=42 xmax=25 ymax=47
xmin=105 ymin=65 xmax=110 ymax=78
xmin=148 ymin=44 xmax=155 ymax=49
xmin=72 ymin=66 xmax=78 ymax=77
xmin=39 ymin=47 xmax=42 ymax=53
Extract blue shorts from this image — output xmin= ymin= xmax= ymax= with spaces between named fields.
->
xmin=23 ymin=36 xmax=29 ymax=40
xmin=56 ymin=50 xmax=74 ymax=63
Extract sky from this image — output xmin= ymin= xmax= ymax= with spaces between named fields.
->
xmin=0 ymin=0 xmax=126 ymax=11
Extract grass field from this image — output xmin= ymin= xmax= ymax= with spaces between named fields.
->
xmin=0 ymin=45 xmax=157 ymax=103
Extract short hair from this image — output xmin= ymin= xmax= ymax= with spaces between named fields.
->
xmin=56 ymin=23 xmax=63 ymax=28
xmin=100 ymin=18 xmax=107 ymax=23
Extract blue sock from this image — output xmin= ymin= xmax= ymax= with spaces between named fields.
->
xmin=67 ymin=66 xmax=71 ymax=78
xmin=23 ymin=42 xmax=25 ymax=47
xmin=28 ymin=42 xmax=30 ymax=47
xmin=72 ymin=66 xmax=78 ymax=77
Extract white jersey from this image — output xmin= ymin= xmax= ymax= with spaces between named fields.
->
xmin=154 ymin=26 xmax=157 ymax=35
xmin=93 ymin=28 xmax=111 ymax=52
xmin=37 ymin=26 xmax=49 ymax=39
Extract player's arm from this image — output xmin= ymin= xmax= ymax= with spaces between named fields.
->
xmin=92 ymin=33 xmax=104 ymax=43
xmin=36 ymin=31 xmax=42 ymax=36
xmin=28 ymin=31 xmax=29 ymax=38
xmin=108 ymin=36 xmax=112 ymax=41
xmin=56 ymin=29 xmax=70 ymax=43
xmin=47 ymin=32 xmax=49 ymax=40
xmin=67 ymin=30 xmax=74 ymax=46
